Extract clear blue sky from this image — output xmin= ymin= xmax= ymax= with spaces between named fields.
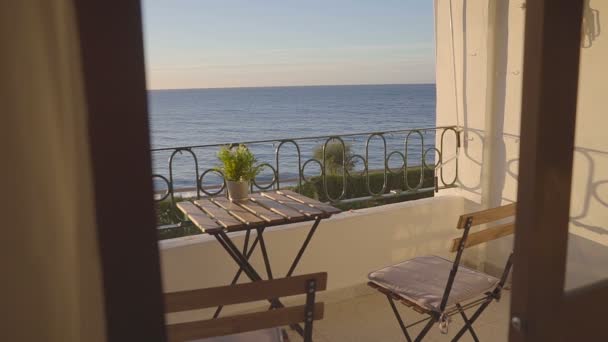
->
xmin=142 ymin=0 xmax=435 ymax=90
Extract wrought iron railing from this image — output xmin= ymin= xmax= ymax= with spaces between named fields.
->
xmin=152 ymin=126 xmax=460 ymax=228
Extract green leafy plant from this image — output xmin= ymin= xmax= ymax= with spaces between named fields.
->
xmin=215 ymin=144 xmax=262 ymax=182
xmin=313 ymin=141 xmax=355 ymax=175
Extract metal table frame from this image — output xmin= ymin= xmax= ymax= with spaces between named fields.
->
xmin=177 ymin=190 xmax=340 ymax=338
xmin=208 ymin=217 xmax=322 ymax=336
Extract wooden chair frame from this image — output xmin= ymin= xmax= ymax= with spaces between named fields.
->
xmin=165 ymin=273 xmax=327 ymax=342
xmin=369 ymin=203 xmax=516 ymax=342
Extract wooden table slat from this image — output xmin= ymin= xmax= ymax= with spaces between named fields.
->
xmin=176 ymin=201 xmax=222 ymax=232
xmin=237 ymin=199 xmax=286 ymax=224
xmin=250 ymin=194 xmax=306 ymax=220
xmin=210 ymin=197 xmax=266 ymax=227
xmin=277 ymin=190 xmax=341 ymax=215
xmin=194 ymin=199 xmax=244 ymax=230
xmin=261 ymin=192 xmax=324 ymax=217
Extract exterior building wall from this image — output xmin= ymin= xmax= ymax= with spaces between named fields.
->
xmin=567 ymin=0 xmax=608 ymax=290
xmin=435 ymin=0 xmax=608 ymax=288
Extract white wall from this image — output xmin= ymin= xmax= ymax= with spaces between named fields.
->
xmin=435 ymin=0 xmax=608 ymax=288
xmin=436 ymin=0 xmax=485 ymax=204
xmin=160 ymin=195 xmax=479 ymax=322
xmin=435 ymin=0 xmax=524 ymax=205
xmin=435 ymin=0 xmax=524 ymax=274
xmin=567 ymin=0 xmax=608 ymax=290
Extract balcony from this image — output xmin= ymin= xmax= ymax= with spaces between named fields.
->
xmin=156 ymin=125 xmax=512 ymax=340
xmin=154 ymin=1 xmax=608 ymax=340
xmin=160 ymin=195 xmax=508 ymax=340
xmin=283 ymin=291 xmax=510 ymax=342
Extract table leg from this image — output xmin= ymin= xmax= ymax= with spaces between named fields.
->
xmin=214 ymin=230 xmax=263 ymax=281
xmin=242 ymin=229 xmax=251 ymax=255
xmin=213 ymin=230 xmax=259 ymax=319
xmin=267 ymin=217 xmax=323 ymax=337
xmin=213 ymin=229 xmax=305 ymax=336
xmin=286 ymin=217 xmax=322 ymax=277
xmin=257 ymin=227 xmax=273 ymax=280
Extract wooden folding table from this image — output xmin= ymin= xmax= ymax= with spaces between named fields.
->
xmin=177 ymin=190 xmax=341 ymax=336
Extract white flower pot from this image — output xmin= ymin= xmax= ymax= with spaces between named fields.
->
xmin=226 ymin=180 xmax=250 ymax=201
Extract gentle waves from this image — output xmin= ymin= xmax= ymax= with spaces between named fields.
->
xmin=148 ymin=84 xmax=436 ymax=190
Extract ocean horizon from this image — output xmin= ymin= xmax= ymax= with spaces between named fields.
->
xmin=148 ymin=83 xmax=436 ymax=190
xmin=147 ymin=82 xmax=435 ymax=92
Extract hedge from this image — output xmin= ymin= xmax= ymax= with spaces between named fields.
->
xmin=156 ymin=166 xmax=435 ymax=239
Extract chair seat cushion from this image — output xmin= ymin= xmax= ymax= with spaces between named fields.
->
xmin=368 ymin=255 xmax=499 ymax=313
xmin=194 ymin=328 xmax=283 ymax=342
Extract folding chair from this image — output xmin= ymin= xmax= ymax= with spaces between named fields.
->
xmin=165 ymin=272 xmax=327 ymax=342
xmin=368 ymin=203 xmax=516 ymax=341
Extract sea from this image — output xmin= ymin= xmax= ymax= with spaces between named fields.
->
xmin=148 ymin=84 xmax=436 ymax=191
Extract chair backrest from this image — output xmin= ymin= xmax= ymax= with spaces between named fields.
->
xmin=164 ymin=272 xmax=327 ymax=342
xmin=437 ymin=203 xmax=516 ymax=312
xmin=450 ymin=203 xmax=517 ymax=252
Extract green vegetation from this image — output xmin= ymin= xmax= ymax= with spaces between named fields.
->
xmin=156 ymin=195 xmax=185 ymax=226
xmin=158 ymin=224 xmax=201 ymax=240
xmin=312 ymin=141 xmax=355 ymax=175
xmin=155 ymin=196 xmax=201 ymax=240
xmin=215 ymin=144 xmax=262 ymax=181
xmin=292 ymin=167 xmax=435 ymax=210
xmin=155 ymin=196 xmax=200 ymax=240
xmin=156 ymin=166 xmax=435 ymax=240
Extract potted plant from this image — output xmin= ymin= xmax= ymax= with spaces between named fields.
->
xmin=216 ymin=144 xmax=261 ymax=201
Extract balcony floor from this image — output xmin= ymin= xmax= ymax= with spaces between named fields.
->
xmin=287 ymin=289 xmax=511 ymax=342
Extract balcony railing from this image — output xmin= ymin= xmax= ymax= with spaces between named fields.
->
xmin=152 ymin=126 xmax=460 ymax=229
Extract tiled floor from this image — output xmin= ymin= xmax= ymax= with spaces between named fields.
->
xmin=288 ymin=290 xmax=511 ymax=342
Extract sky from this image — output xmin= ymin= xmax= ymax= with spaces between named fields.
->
xmin=142 ymin=0 xmax=435 ymax=90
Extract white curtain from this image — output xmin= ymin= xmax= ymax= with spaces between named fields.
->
xmin=0 ymin=1 xmax=106 ymax=341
